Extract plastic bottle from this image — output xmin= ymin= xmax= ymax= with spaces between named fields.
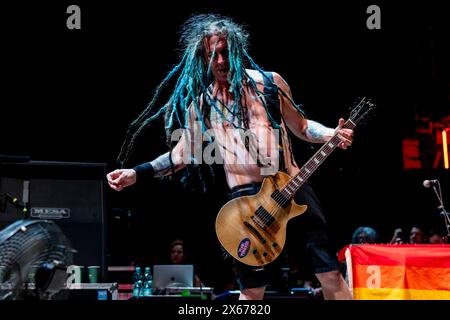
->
xmin=132 ymin=266 xmax=143 ymax=298
xmin=142 ymin=266 xmax=153 ymax=297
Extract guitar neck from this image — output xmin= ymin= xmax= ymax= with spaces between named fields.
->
xmin=280 ymin=120 xmax=356 ymax=199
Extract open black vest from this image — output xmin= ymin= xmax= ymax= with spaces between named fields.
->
xmin=262 ymin=72 xmax=287 ymax=173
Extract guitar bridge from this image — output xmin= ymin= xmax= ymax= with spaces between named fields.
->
xmin=251 ymin=215 xmax=266 ymax=230
xmin=254 ymin=207 xmax=275 ymax=227
xmin=243 ymin=221 xmax=266 ymax=244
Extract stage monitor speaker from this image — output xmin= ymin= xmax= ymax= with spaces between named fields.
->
xmin=0 ymin=161 xmax=107 ymax=282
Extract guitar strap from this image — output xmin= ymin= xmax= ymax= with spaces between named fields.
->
xmin=262 ymin=72 xmax=287 ymax=173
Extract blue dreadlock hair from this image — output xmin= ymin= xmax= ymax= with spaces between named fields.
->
xmin=117 ymin=13 xmax=305 ymax=177
xmin=351 ymin=226 xmax=380 ymax=244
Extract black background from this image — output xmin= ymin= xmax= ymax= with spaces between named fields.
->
xmin=1 ymin=1 xmax=449 ymax=292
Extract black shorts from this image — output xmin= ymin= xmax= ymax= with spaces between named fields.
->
xmin=226 ymin=182 xmax=340 ymax=290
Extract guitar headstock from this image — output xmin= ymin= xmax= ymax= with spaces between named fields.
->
xmin=349 ymin=96 xmax=376 ymax=125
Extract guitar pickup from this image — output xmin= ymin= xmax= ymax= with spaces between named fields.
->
xmin=271 ymin=190 xmax=290 ymax=208
xmin=254 ymin=207 xmax=275 ymax=227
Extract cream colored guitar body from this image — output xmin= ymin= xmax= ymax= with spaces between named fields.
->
xmin=215 ymin=171 xmax=307 ymax=267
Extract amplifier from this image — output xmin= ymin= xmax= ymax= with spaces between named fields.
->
xmin=0 ymin=160 xmax=107 ymax=282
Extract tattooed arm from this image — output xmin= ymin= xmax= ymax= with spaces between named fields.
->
xmin=302 ymin=120 xmax=335 ymax=143
xmin=296 ymin=118 xmax=353 ymax=148
xmin=274 ymin=72 xmax=331 ymax=143
xmin=106 ymin=134 xmax=190 ymax=192
xmin=106 ymin=105 xmax=199 ymax=191
xmin=273 ymin=72 xmax=354 ymax=147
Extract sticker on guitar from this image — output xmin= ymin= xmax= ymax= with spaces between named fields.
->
xmin=237 ymin=238 xmax=251 ymax=258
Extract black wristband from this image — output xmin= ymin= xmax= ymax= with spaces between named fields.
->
xmin=133 ymin=162 xmax=155 ymax=180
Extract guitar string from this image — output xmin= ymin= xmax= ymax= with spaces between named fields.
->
xmin=258 ymin=139 xmax=332 ymax=222
xmin=273 ymin=112 xmax=360 ymax=204
xmin=242 ymin=112 xmax=367 ymax=261
xmin=250 ymin=99 xmax=366 ymax=226
xmin=257 ymin=137 xmax=337 ymax=225
xmin=246 ymin=100 xmax=369 ymax=256
xmin=267 ymin=101 xmax=364 ymax=219
xmin=222 ymin=101 xmax=368 ymax=262
xmin=259 ymin=137 xmax=340 ymax=226
xmin=268 ymin=117 xmax=360 ymax=220
xmin=269 ymin=131 xmax=349 ymax=219
xmin=261 ymin=118 xmax=359 ymax=226
xmin=243 ymin=100 xmax=369 ymax=261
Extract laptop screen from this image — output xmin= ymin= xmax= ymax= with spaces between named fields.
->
xmin=152 ymin=264 xmax=194 ymax=291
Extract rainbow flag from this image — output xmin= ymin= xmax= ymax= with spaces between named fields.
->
xmin=342 ymin=244 xmax=450 ymax=300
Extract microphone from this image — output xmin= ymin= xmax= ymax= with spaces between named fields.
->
xmin=423 ymin=179 xmax=438 ymax=188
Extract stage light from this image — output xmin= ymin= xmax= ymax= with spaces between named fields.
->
xmin=443 ymin=129 xmax=449 ymax=169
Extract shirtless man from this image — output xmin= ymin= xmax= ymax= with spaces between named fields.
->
xmin=107 ymin=14 xmax=353 ymax=300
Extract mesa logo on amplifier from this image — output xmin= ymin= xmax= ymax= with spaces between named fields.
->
xmin=30 ymin=207 xmax=71 ymax=219
xmin=0 ymin=161 xmax=108 ymax=282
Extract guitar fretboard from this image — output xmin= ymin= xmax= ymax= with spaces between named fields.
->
xmin=280 ymin=120 xmax=356 ymax=201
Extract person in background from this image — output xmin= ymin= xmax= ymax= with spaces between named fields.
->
xmin=168 ymin=239 xmax=204 ymax=287
xmin=409 ymin=224 xmax=428 ymax=244
xmin=338 ymin=226 xmax=380 ymax=289
xmin=389 ymin=224 xmax=428 ymax=244
xmin=389 ymin=227 xmax=406 ymax=244
xmin=427 ymin=228 xmax=449 ymax=244
xmin=351 ymin=226 xmax=379 ymax=244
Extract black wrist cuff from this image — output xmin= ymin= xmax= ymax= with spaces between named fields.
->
xmin=133 ymin=162 xmax=155 ymax=180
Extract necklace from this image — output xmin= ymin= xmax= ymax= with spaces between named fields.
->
xmin=207 ymin=86 xmax=248 ymax=128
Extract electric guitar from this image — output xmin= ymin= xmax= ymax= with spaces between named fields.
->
xmin=215 ymin=97 xmax=376 ymax=266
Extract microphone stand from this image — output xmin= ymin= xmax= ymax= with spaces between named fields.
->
xmin=431 ymin=181 xmax=450 ymax=238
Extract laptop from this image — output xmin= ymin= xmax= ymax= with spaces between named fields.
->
xmin=152 ymin=264 xmax=194 ymax=291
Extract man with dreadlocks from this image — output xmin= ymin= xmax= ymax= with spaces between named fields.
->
xmin=107 ymin=14 xmax=353 ymax=300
